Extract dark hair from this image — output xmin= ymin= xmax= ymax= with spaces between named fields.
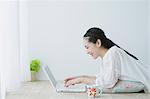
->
xmin=83 ymin=27 xmax=138 ymax=60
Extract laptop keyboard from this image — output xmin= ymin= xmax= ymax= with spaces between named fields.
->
xmin=56 ymin=83 xmax=86 ymax=92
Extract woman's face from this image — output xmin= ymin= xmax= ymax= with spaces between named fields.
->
xmin=83 ymin=38 xmax=100 ymax=59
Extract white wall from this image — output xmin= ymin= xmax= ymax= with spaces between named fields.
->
xmin=5 ymin=1 xmax=21 ymax=91
xmin=0 ymin=0 xmax=22 ymax=93
xmin=0 ymin=1 xmax=7 ymax=98
xmin=19 ymin=0 xmax=31 ymax=82
xmin=0 ymin=2 xmax=7 ymax=96
xmin=28 ymin=0 xmax=149 ymax=80
xmin=148 ymin=0 xmax=150 ymax=65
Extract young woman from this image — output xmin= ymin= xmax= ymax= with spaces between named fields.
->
xmin=64 ymin=27 xmax=150 ymax=93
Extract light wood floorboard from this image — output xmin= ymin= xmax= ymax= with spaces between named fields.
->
xmin=6 ymin=81 xmax=150 ymax=99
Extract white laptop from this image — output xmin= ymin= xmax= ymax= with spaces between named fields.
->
xmin=42 ymin=64 xmax=86 ymax=93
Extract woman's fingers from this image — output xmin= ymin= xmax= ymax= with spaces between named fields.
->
xmin=65 ymin=79 xmax=75 ymax=87
xmin=64 ymin=76 xmax=77 ymax=84
xmin=64 ymin=78 xmax=82 ymax=87
xmin=64 ymin=77 xmax=76 ymax=81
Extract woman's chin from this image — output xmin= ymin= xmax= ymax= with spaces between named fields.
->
xmin=92 ymin=56 xmax=98 ymax=59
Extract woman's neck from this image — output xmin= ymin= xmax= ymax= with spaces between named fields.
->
xmin=99 ymin=47 xmax=108 ymax=58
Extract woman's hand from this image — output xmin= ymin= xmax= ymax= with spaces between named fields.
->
xmin=64 ymin=76 xmax=96 ymax=87
xmin=64 ymin=76 xmax=83 ymax=87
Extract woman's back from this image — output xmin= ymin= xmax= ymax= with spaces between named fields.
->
xmin=106 ymin=46 xmax=150 ymax=93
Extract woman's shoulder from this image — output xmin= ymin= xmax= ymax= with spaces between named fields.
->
xmin=109 ymin=45 xmax=118 ymax=51
xmin=103 ymin=46 xmax=119 ymax=59
xmin=110 ymin=46 xmax=125 ymax=54
xmin=107 ymin=46 xmax=121 ymax=55
xmin=103 ymin=46 xmax=124 ymax=60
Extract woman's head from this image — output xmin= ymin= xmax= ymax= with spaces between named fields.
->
xmin=83 ymin=27 xmax=112 ymax=59
xmin=83 ymin=27 xmax=138 ymax=60
xmin=83 ymin=27 xmax=114 ymax=49
xmin=83 ymin=37 xmax=102 ymax=59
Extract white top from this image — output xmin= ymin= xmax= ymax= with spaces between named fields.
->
xmin=95 ymin=46 xmax=150 ymax=93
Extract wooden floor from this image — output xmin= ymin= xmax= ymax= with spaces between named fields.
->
xmin=6 ymin=81 xmax=150 ymax=99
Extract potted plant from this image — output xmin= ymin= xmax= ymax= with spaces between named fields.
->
xmin=30 ymin=59 xmax=41 ymax=81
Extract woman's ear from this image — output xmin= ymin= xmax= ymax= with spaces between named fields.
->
xmin=96 ymin=39 xmax=101 ymax=48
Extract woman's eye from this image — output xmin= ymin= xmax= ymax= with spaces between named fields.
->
xmin=85 ymin=45 xmax=89 ymax=49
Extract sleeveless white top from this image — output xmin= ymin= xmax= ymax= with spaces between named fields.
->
xmin=95 ymin=46 xmax=150 ymax=93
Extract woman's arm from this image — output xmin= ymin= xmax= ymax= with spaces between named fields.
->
xmin=82 ymin=75 xmax=96 ymax=84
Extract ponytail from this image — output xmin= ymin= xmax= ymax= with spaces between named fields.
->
xmin=84 ymin=27 xmax=138 ymax=60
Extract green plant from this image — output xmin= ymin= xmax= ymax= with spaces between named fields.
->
xmin=30 ymin=59 xmax=40 ymax=73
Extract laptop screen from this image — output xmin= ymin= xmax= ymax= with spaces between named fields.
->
xmin=42 ymin=64 xmax=57 ymax=88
